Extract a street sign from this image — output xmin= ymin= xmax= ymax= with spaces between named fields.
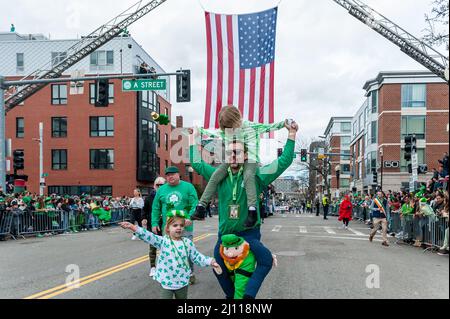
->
xmin=122 ymin=79 xmax=166 ymax=91
xmin=411 ymin=153 xmax=418 ymax=170
xmin=42 ymin=173 xmax=49 ymax=178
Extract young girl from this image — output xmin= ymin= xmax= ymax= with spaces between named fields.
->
xmin=120 ymin=210 xmax=221 ymax=299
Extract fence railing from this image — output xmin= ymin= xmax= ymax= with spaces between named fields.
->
xmin=0 ymin=208 xmax=132 ymax=240
xmin=352 ymin=205 xmax=448 ymax=250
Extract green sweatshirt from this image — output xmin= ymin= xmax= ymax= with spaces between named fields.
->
xmin=190 ymin=139 xmax=295 ymax=235
xmin=401 ymin=203 xmax=415 ymax=216
xmin=151 ymin=181 xmax=198 ymax=232
xmin=200 ymin=120 xmax=285 ymax=163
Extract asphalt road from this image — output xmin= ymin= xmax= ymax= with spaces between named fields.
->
xmin=0 ymin=213 xmax=448 ymax=299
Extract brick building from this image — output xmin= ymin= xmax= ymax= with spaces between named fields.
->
xmin=1 ymin=32 xmax=172 ymax=196
xmin=350 ymin=71 xmax=449 ymax=194
xmin=318 ymin=117 xmax=353 ymax=198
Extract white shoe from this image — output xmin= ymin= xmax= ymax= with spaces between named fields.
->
xmin=345 ymin=226 xmax=348 ymax=230
xmin=131 ymin=235 xmax=137 ymax=241
xmin=149 ymin=267 xmax=156 ymax=278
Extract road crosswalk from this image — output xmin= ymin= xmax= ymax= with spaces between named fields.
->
xmin=270 ymin=225 xmax=370 ymax=237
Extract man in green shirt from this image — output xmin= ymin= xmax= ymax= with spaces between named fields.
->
xmin=151 ymin=166 xmax=199 ymax=284
xmin=190 ymin=121 xmax=298 ymax=299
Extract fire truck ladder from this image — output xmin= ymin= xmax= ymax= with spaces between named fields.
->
xmin=333 ymin=0 xmax=449 ymax=82
xmin=4 ymin=0 xmax=167 ymax=112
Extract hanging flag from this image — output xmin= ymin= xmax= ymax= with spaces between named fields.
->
xmin=204 ymin=7 xmax=278 ymax=131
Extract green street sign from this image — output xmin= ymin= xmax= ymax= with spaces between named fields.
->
xmin=122 ymin=79 xmax=167 ymax=91
xmin=42 ymin=173 xmax=49 ymax=178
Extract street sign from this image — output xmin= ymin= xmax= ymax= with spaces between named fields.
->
xmin=122 ymin=79 xmax=166 ymax=91
xmin=42 ymin=173 xmax=49 ymax=178
xmin=411 ymin=153 xmax=418 ymax=170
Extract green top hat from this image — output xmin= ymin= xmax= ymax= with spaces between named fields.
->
xmin=221 ymin=234 xmax=244 ymax=248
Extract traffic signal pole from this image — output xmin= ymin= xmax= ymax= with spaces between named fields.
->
xmin=0 ymin=76 xmax=5 ymax=192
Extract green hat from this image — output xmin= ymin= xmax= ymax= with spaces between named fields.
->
xmin=167 ymin=210 xmax=187 ymax=219
xmin=0 ymin=197 xmax=5 ymax=203
xmin=420 ymin=197 xmax=427 ymax=203
xmin=165 ymin=166 xmax=180 ymax=175
xmin=45 ymin=197 xmax=52 ymax=202
xmin=221 ymin=234 xmax=245 ymax=248
xmin=22 ymin=196 xmax=32 ymax=205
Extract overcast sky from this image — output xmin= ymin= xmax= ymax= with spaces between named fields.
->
xmin=1 ymin=0 xmax=445 ymax=160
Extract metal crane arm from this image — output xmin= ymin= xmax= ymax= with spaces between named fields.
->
xmin=5 ymin=0 xmax=167 ymax=112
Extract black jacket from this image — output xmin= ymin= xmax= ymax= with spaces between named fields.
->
xmin=142 ymin=190 xmax=156 ymax=223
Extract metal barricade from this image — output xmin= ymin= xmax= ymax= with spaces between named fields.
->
xmin=16 ymin=209 xmax=69 ymax=237
xmin=0 ymin=211 xmax=13 ymax=240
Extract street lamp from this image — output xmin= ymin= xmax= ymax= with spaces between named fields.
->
xmin=32 ymin=122 xmax=44 ymax=196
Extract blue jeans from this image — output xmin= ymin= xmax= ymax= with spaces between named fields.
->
xmin=214 ymin=227 xmax=273 ymax=299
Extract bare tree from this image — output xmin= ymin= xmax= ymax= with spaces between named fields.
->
xmin=423 ymin=0 xmax=449 ymax=50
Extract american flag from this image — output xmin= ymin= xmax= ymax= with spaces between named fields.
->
xmin=204 ymin=7 xmax=278 ymax=130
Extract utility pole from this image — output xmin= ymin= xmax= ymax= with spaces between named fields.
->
xmin=380 ymin=147 xmax=384 ymax=191
xmin=39 ymin=123 xmax=44 ymax=196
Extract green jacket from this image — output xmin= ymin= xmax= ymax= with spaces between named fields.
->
xmin=190 ymin=139 xmax=295 ymax=235
xmin=151 ymin=181 xmax=198 ymax=232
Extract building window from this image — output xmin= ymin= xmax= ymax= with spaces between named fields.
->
xmin=341 ymin=136 xmax=351 ymax=150
xmin=90 ymin=149 xmax=114 ymax=170
xmin=402 ymin=84 xmax=426 ymax=108
xmin=342 ymin=164 xmax=351 ymax=174
xmin=353 ymin=122 xmax=357 ymax=137
xmin=90 ymin=50 xmax=114 ymax=66
xmin=90 ymin=117 xmax=114 ymax=137
xmin=16 ymin=118 xmax=24 ymax=138
xmin=371 ymin=90 xmax=378 ymax=113
xmin=400 ymin=149 xmax=425 ymax=172
xmin=370 ymin=121 xmax=377 ymax=144
xmin=52 ymin=117 xmax=67 ymax=138
xmin=165 ymin=133 xmax=169 ymax=151
xmin=142 ymin=91 xmax=157 ymax=111
xmin=52 ymin=150 xmax=68 ymax=170
xmin=51 ymin=52 xmax=67 ymax=67
xmin=48 ymin=186 xmax=112 ymax=196
xmin=371 ymin=151 xmax=377 ymax=172
xmin=341 ymin=122 xmax=351 ymax=133
xmin=165 ymin=107 xmax=169 ymax=116
xmin=16 ymin=53 xmax=24 ymax=71
xmin=401 ymin=116 xmax=426 ymax=140
xmin=89 ymin=83 xmax=114 ymax=104
xmin=165 ymin=160 xmax=169 ymax=168
xmin=51 ymin=84 xmax=68 ymax=105
xmin=340 ymin=179 xmax=350 ymax=188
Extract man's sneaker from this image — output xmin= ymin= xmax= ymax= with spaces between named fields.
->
xmin=149 ymin=267 xmax=156 ymax=278
xmin=131 ymin=235 xmax=137 ymax=241
xmin=189 ymin=275 xmax=196 ymax=285
xmin=382 ymin=241 xmax=389 ymax=247
xmin=437 ymin=249 xmax=449 ymax=256
xmin=244 ymin=207 xmax=258 ymax=228
xmin=191 ymin=205 xmax=206 ymax=221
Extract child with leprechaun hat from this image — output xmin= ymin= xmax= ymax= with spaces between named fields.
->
xmin=120 ymin=210 xmax=222 ymax=299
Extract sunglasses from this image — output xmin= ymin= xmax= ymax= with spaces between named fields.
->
xmin=226 ymin=149 xmax=244 ymax=156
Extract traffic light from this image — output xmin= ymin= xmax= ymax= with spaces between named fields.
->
xmin=177 ymin=70 xmax=191 ymax=103
xmin=95 ymin=79 xmax=109 ymax=107
xmin=372 ymin=169 xmax=378 ymax=184
xmin=404 ymin=135 xmax=417 ymax=161
xmin=277 ymin=148 xmax=283 ymax=158
xmin=300 ymin=149 xmax=308 ymax=162
xmin=13 ymin=150 xmax=24 ymax=171
xmin=418 ymin=164 xmax=428 ymax=174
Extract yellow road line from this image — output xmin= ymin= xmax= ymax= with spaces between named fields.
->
xmin=25 ymin=233 xmax=213 ymax=300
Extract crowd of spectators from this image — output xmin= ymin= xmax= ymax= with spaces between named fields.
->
xmin=0 ymin=191 xmax=132 ymax=241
